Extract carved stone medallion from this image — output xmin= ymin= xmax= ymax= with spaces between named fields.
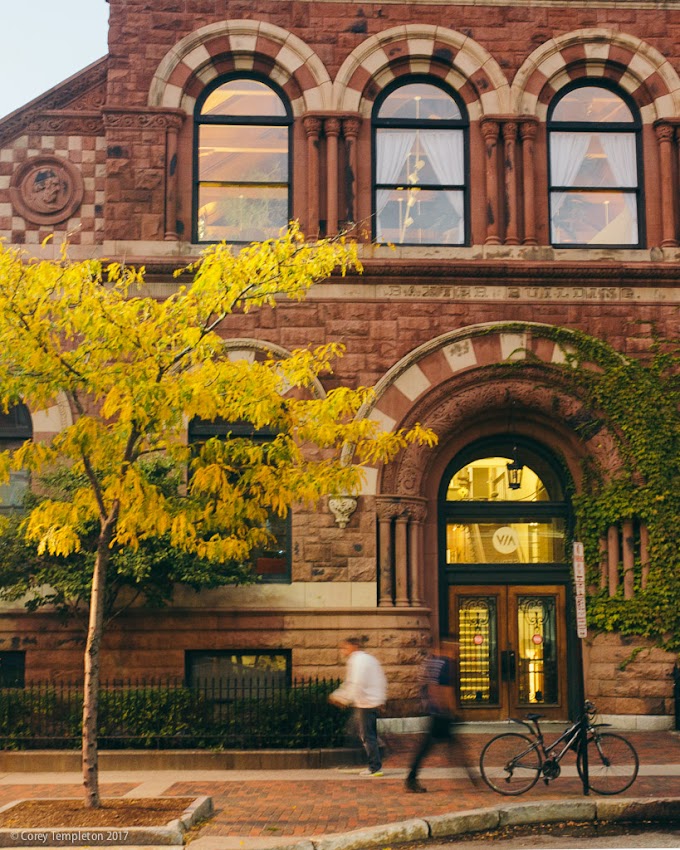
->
xmin=10 ymin=155 xmax=84 ymax=225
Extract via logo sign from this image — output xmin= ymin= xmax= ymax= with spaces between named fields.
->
xmin=492 ymin=526 xmax=519 ymax=554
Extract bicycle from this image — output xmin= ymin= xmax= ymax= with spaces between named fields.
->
xmin=479 ymin=701 xmax=639 ymax=796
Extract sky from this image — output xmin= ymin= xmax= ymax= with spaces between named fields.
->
xmin=0 ymin=1 xmax=110 ymax=119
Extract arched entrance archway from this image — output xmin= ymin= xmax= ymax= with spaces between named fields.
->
xmin=439 ymin=435 xmax=577 ymax=721
xmin=365 ymin=322 xmax=626 ymax=720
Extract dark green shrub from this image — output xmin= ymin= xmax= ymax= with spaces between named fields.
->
xmin=0 ymin=678 xmax=347 ymax=750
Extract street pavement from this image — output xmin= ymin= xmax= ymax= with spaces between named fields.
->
xmin=0 ymin=730 xmax=678 ymax=848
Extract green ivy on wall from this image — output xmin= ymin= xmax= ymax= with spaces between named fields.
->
xmin=494 ymin=322 xmax=680 ymax=650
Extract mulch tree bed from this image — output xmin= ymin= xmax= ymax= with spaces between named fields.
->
xmin=0 ymin=798 xmax=194 ymax=828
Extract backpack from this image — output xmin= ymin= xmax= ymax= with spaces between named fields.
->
xmin=424 ymin=654 xmax=455 ymax=686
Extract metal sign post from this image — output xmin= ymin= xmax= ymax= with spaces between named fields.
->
xmin=573 ymin=541 xmax=589 ymax=795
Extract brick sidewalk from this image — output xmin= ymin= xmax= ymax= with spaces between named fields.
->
xmin=0 ymin=731 xmax=677 ymax=843
xmin=182 ymin=732 xmax=680 ymax=840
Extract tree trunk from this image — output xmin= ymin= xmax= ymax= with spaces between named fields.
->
xmin=82 ymin=526 xmax=114 ymax=808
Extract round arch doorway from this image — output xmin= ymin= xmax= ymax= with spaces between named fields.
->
xmin=438 ymin=436 xmax=579 ymax=722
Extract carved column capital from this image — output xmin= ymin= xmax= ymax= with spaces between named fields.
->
xmin=325 ymin=117 xmax=342 ymax=138
xmin=519 ymin=121 xmax=538 ymax=141
xmin=375 ymin=496 xmax=404 ymax=521
xmin=655 ymin=121 xmax=674 ymax=143
xmin=502 ymin=121 xmax=518 ymax=141
xmin=405 ymin=502 xmax=427 ymax=524
xmin=480 ymin=118 xmax=500 ymax=142
xmin=393 ymin=497 xmax=428 ymax=524
xmin=343 ymin=117 xmax=361 ymax=139
xmin=303 ymin=116 xmax=322 ymax=138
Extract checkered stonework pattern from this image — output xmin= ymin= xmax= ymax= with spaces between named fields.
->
xmin=0 ymin=134 xmax=106 ymax=246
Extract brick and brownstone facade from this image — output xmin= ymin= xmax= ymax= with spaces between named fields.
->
xmin=0 ymin=0 xmax=678 ymax=725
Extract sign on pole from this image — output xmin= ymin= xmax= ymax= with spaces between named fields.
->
xmin=573 ymin=541 xmax=587 ymax=638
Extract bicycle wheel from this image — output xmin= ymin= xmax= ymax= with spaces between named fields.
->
xmin=479 ymin=732 xmax=542 ymax=795
xmin=577 ymin=732 xmax=639 ymax=795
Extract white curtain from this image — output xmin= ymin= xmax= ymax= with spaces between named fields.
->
xmin=600 ymin=132 xmax=638 ymax=240
xmin=550 ymin=131 xmax=592 ymax=239
xmin=420 ymin=130 xmax=465 ymax=241
xmin=375 ymin=130 xmax=416 ymax=223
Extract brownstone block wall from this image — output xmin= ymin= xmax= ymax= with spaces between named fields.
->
xmin=584 ymin=633 xmax=676 ymax=718
xmin=0 ymin=606 xmax=430 ymax=714
xmin=102 ymin=0 xmax=680 ymax=243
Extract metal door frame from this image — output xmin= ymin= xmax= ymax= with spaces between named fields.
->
xmin=449 ymin=584 xmax=569 ymax=721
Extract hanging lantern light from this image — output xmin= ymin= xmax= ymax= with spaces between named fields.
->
xmin=507 ymin=447 xmax=523 ymax=490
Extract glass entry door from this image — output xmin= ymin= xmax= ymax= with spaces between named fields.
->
xmin=450 ymin=585 xmax=568 ymax=721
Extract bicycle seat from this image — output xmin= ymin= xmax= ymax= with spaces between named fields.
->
xmin=525 ymin=713 xmax=545 ymax=721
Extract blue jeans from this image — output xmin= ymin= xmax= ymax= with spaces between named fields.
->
xmin=355 ymin=707 xmax=381 ymax=772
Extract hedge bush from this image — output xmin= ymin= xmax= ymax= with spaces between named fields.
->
xmin=0 ymin=679 xmax=348 ymax=750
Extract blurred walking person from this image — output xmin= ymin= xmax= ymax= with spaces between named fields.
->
xmin=405 ymin=646 xmax=466 ymax=792
xmin=329 ymin=637 xmax=387 ymax=776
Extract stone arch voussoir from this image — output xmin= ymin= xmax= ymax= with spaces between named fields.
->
xmin=511 ymin=28 xmax=680 ymax=123
xmin=351 ymin=321 xmax=623 ymax=498
xmin=149 ymin=20 xmax=332 ymax=116
xmin=221 ymin=338 xmax=327 ymax=400
xmin=333 ymin=24 xmax=510 ymax=119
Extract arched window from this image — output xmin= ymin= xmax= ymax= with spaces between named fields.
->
xmin=443 ymin=453 xmax=567 ymax=566
xmin=548 ymin=82 xmax=643 ymax=247
xmin=372 ymin=78 xmax=468 ymax=246
xmin=194 ymin=75 xmax=292 ymax=243
xmin=188 ymin=417 xmax=291 ymax=583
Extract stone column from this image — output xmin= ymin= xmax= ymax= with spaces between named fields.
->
xmin=502 ymin=121 xmax=519 ymax=245
xmin=376 ymin=500 xmax=395 ymax=607
xmin=640 ymin=523 xmax=650 ymax=590
xmin=406 ymin=501 xmax=427 ymax=606
xmin=520 ymin=120 xmax=538 ymax=245
xmin=622 ymin=518 xmax=635 ymax=600
xmin=325 ymin=117 xmax=341 ymax=236
xmin=480 ymin=119 xmax=501 ymax=245
xmin=598 ymin=536 xmax=608 ymax=591
xmin=656 ymin=123 xmax=677 ymax=247
xmin=343 ymin=117 xmax=361 ymax=227
xmin=394 ymin=512 xmax=410 ymax=607
xmin=607 ymin=525 xmax=620 ymax=596
xmin=303 ymin=116 xmax=322 ymax=239
xmin=164 ymin=117 xmax=182 ymax=241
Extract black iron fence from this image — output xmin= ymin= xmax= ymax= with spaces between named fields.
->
xmin=0 ymin=677 xmax=345 ymax=750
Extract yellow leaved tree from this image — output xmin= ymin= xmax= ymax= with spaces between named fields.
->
xmin=0 ymin=225 xmax=435 ymax=807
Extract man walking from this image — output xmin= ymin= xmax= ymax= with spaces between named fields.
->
xmin=405 ymin=649 xmax=457 ymax=793
xmin=329 ymin=637 xmax=387 ymax=776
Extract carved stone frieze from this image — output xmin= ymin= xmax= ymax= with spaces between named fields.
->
xmin=10 ymin=155 xmax=84 ymax=225
xmin=103 ymin=109 xmax=185 ymax=131
xmin=68 ymin=85 xmax=107 ymax=113
xmin=21 ymin=112 xmax=103 ymax=137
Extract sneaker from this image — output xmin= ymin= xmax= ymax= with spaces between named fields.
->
xmin=405 ymin=778 xmax=427 ymax=793
xmin=359 ymin=768 xmax=383 ymax=776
